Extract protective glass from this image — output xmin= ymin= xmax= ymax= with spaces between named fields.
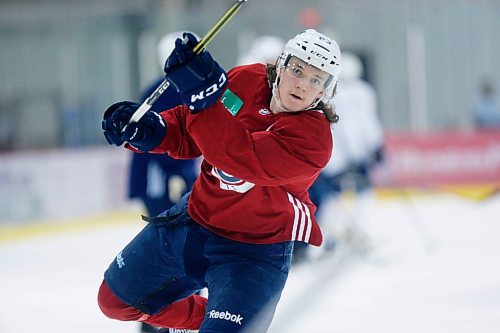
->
xmin=284 ymin=58 xmax=331 ymax=92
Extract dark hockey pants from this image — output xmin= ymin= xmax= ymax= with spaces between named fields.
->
xmin=97 ymin=193 xmax=293 ymax=332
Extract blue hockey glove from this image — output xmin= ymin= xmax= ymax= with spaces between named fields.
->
xmin=102 ymin=101 xmax=137 ymax=146
xmin=102 ymin=101 xmax=166 ymax=152
xmin=164 ymin=32 xmax=228 ymax=112
xmin=373 ymin=146 xmax=384 ymax=164
xmin=366 ymin=146 xmax=385 ymax=170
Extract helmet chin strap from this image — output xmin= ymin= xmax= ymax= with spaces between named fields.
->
xmin=272 ymin=78 xmax=292 ymax=112
xmin=308 ymin=95 xmax=323 ymax=109
xmin=273 ymin=84 xmax=290 ymax=112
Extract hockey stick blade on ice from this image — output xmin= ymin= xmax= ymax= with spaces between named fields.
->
xmin=129 ymin=0 xmax=248 ymax=123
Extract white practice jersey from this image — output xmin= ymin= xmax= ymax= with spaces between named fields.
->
xmin=324 ymin=78 xmax=383 ymax=177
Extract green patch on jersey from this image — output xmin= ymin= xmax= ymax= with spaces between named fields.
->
xmin=220 ymin=89 xmax=243 ymax=116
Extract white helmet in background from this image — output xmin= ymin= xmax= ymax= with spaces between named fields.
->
xmin=156 ymin=31 xmax=200 ymax=69
xmin=237 ymin=35 xmax=285 ymax=65
xmin=340 ymin=52 xmax=363 ymax=81
xmin=275 ymin=29 xmax=341 ymax=107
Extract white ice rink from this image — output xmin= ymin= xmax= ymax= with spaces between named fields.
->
xmin=1 ymin=192 xmax=499 ymax=333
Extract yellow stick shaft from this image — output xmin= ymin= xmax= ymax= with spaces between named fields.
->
xmin=193 ymin=0 xmax=246 ymax=54
xmin=129 ymin=0 xmax=247 ymax=123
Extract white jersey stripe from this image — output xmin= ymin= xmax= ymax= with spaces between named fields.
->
xmin=287 ymin=193 xmax=313 ymax=242
xmin=287 ymin=193 xmax=299 ymax=241
xmin=303 ymin=203 xmax=312 ymax=242
xmin=295 ymin=198 xmax=306 ymax=241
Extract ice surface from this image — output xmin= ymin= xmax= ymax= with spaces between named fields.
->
xmin=1 ymin=192 xmax=499 ymax=333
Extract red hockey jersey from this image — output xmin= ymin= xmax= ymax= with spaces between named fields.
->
xmin=151 ymin=63 xmax=333 ymax=246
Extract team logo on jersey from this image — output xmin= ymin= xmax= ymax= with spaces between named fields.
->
xmin=211 ymin=167 xmax=255 ymax=193
xmin=259 ymin=108 xmax=271 ymax=115
xmin=220 ymin=89 xmax=243 ymax=116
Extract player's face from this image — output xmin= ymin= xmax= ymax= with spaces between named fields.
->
xmin=275 ymin=57 xmax=329 ymax=112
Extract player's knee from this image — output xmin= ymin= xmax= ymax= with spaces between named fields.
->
xmin=97 ymin=280 xmax=144 ymax=321
xmin=97 ymin=280 xmax=121 ymax=319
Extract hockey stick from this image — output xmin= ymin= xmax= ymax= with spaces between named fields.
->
xmin=129 ymin=0 xmax=248 ymax=123
xmin=399 ymin=188 xmax=438 ymax=253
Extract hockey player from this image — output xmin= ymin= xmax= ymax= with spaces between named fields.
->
xmin=99 ymin=29 xmax=341 ymax=332
xmin=309 ymin=52 xmax=384 ymax=257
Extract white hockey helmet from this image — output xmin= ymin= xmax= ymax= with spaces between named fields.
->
xmin=276 ymin=29 xmax=341 ymax=105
